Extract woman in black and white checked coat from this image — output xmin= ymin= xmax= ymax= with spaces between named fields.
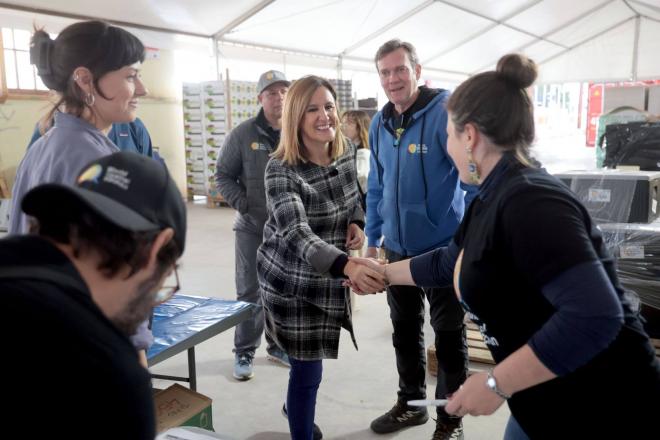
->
xmin=257 ymin=76 xmax=386 ymax=440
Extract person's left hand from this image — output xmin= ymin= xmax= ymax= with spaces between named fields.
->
xmin=445 ymin=372 xmax=506 ymax=417
xmin=346 ymin=223 xmax=364 ymax=250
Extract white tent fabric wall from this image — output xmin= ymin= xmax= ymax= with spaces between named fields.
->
xmin=4 ymin=0 xmax=660 ymax=83
xmin=636 ymin=17 xmax=660 ymax=79
xmin=539 ymin=14 xmax=660 ymax=83
xmin=0 ymin=5 xmax=215 ymax=63
xmin=4 ymin=0 xmax=660 ymax=175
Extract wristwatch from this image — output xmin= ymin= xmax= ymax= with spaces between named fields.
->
xmin=486 ymin=371 xmax=511 ymax=400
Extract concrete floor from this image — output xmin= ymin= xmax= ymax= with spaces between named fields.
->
xmin=151 ymin=202 xmax=510 ymax=440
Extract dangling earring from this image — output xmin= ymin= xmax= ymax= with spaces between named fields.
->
xmin=466 ymin=146 xmax=480 ymax=184
xmin=85 ymin=92 xmax=95 ymax=106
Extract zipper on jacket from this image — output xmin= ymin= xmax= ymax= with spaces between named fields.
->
xmin=394 ymin=121 xmax=403 ymax=251
xmin=375 ymin=119 xmax=383 ymax=185
xmin=419 ymin=114 xmax=428 ymax=201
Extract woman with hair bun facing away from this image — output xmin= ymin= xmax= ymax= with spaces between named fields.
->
xmin=352 ymin=53 xmax=660 ymax=439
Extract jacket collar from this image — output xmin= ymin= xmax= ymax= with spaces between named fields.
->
xmin=255 ymin=108 xmax=281 ymax=146
xmin=54 ymin=111 xmax=104 ymax=138
xmin=381 ymin=86 xmax=443 ymax=124
xmin=478 ymin=152 xmax=518 ymax=202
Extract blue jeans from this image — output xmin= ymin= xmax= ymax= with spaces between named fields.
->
xmin=504 ymin=415 xmax=530 ymax=440
xmin=287 ymin=358 xmax=322 ymax=440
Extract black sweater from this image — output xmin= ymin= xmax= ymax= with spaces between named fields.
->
xmin=0 ymin=235 xmax=155 ymax=439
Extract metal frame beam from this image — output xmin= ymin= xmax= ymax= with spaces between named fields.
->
xmin=626 ymin=0 xmax=660 ymax=23
xmin=435 ymin=0 xmax=561 ymax=43
xmin=471 ymin=0 xmax=617 ymax=73
xmin=341 ymin=55 xmax=469 ymax=77
xmin=0 ymin=2 xmax=209 ymax=38
xmin=212 ymin=0 xmax=275 ymax=39
xmin=219 ymin=38 xmax=337 ymax=60
xmin=423 ymin=0 xmax=545 ymax=66
xmin=339 ymin=0 xmax=435 ymax=57
xmin=632 ymin=14 xmax=641 ymax=80
xmin=538 ymin=16 xmax=635 ymax=67
xmin=629 ymin=0 xmax=660 ymax=14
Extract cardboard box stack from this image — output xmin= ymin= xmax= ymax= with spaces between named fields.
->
xmin=182 ymin=81 xmax=228 ymax=202
xmin=358 ymin=97 xmax=379 ymax=118
xmin=201 ymin=81 xmax=228 ymax=201
xmin=182 ymin=83 xmax=205 ymax=199
xmin=229 ymin=80 xmax=260 ymax=129
xmin=329 ymin=79 xmax=354 ymax=113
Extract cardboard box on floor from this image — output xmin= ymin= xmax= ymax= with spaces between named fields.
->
xmin=153 ymin=383 xmax=214 ymax=432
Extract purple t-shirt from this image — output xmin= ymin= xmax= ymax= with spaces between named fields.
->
xmin=10 ymin=112 xmax=118 ymax=234
xmin=9 ymin=112 xmax=153 ymax=351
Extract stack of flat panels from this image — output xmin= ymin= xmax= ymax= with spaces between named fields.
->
xmin=556 ymin=170 xmax=660 ymax=315
xmin=555 ymin=169 xmax=660 ymax=224
xmin=599 ymin=222 xmax=660 ymax=311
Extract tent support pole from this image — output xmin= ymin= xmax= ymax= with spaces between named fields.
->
xmin=632 ymin=15 xmax=641 ymax=80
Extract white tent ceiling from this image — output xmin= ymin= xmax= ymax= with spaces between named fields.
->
xmin=2 ymin=0 xmax=660 ymax=83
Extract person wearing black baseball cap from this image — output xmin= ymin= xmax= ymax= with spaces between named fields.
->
xmin=1 ymin=151 xmax=186 ymax=439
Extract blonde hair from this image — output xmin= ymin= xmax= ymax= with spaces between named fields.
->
xmin=342 ymin=110 xmax=371 ymax=150
xmin=273 ymin=76 xmax=346 ymax=165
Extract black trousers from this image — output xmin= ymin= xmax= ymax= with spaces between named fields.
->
xmin=385 ymin=248 xmax=468 ymax=419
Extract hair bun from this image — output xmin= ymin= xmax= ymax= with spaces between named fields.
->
xmin=30 ymin=30 xmax=61 ymax=91
xmin=496 ymin=54 xmax=537 ymax=89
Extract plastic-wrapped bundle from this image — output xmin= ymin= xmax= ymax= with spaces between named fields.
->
xmin=603 ymin=122 xmax=660 ymax=171
xmin=555 ymin=169 xmax=660 ymax=224
xmin=599 ymin=222 xmax=660 ymax=312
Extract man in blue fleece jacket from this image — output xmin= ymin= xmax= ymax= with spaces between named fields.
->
xmin=366 ymin=39 xmax=475 ymax=440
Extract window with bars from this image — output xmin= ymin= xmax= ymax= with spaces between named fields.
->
xmin=2 ymin=27 xmax=49 ymax=93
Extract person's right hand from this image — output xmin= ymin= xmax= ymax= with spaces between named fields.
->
xmin=343 ymin=259 xmax=387 ymax=294
xmin=350 ymin=256 xmax=387 ymax=274
xmin=365 ymin=246 xmax=379 ymax=259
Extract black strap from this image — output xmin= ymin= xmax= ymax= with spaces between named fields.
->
xmin=350 ymin=142 xmax=366 ymax=211
xmin=0 ymin=266 xmax=87 ymax=293
xmin=374 ymin=118 xmax=384 ymax=185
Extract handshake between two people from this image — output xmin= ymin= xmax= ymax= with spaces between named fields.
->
xmin=343 ymin=227 xmax=388 ymax=294
xmin=342 ymin=256 xmax=389 ymax=295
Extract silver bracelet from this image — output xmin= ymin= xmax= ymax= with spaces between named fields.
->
xmin=486 ymin=370 xmax=511 ymax=400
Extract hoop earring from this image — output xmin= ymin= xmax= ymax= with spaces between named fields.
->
xmin=85 ymin=92 xmax=95 ymax=107
xmin=466 ymin=147 xmax=480 ymax=184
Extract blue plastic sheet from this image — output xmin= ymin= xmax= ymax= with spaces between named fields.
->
xmin=148 ymin=294 xmax=255 ymax=361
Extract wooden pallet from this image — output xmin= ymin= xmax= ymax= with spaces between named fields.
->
xmin=466 ymin=333 xmax=495 ymax=364
xmin=429 ymin=331 xmax=660 ymax=377
xmin=206 ymin=195 xmax=228 ymax=208
xmin=427 ymin=324 xmax=494 ymax=377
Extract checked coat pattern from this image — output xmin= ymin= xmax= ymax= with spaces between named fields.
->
xmin=257 ymin=143 xmax=363 ymax=360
